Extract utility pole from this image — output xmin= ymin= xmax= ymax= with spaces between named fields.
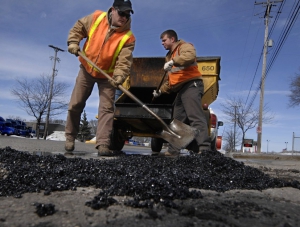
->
xmin=43 ymin=45 xmax=64 ymax=140
xmin=292 ymin=132 xmax=300 ymax=155
xmin=233 ymin=105 xmax=238 ymax=153
xmin=255 ymin=0 xmax=282 ymax=153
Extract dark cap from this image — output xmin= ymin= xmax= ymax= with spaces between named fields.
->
xmin=113 ymin=0 xmax=134 ymax=14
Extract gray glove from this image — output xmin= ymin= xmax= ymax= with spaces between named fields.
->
xmin=164 ymin=60 xmax=174 ymax=71
xmin=153 ymin=89 xmax=161 ymax=98
xmin=68 ymin=43 xmax=80 ymax=56
xmin=109 ymin=75 xmax=126 ymax=88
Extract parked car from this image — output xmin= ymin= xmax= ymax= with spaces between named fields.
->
xmin=16 ymin=125 xmax=28 ymax=137
xmin=0 ymin=117 xmax=6 ymax=134
xmin=0 ymin=121 xmax=4 ymax=134
xmin=6 ymin=119 xmax=20 ymax=128
xmin=1 ymin=122 xmax=16 ymax=136
xmin=26 ymin=126 xmax=36 ymax=138
xmin=15 ymin=120 xmax=26 ymax=127
xmin=6 ymin=119 xmax=18 ymax=133
xmin=5 ymin=119 xmax=25 ymax=136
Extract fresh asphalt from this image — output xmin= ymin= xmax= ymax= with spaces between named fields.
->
xmin=1 ymin=136 xmax=299 ymax=170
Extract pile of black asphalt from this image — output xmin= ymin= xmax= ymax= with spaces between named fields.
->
xmin=0 ymin=146 xmax=299 ymax=210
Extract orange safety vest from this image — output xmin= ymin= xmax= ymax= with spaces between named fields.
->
xmin=168 ymin=43 xmax=201 ymax=86
xmin=79 ymin=10 xmax=135 ymax=78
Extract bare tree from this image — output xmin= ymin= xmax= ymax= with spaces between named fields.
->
xmin=288 ymin=72 xmax=300 ymax=107
xmin=222 ymin=127 xmax=242 ymax=153
xmin=89 ymin=119 xmax=98 ymax=135
xmin=7 ymin=115 xmax=26 ymax=122
xmin=11 ymin=74 xmax=69 ymax=139
xmin=221 ymin=96 xmax=273 ymax=151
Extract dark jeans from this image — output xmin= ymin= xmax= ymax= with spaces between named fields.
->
xmin=168 ymin=79 xmax=211 ymax=153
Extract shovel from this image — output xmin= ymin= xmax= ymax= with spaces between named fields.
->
xmin=78 ymin=52 xmax=196 ymax=149
xmin=151 ymin=71 xmax=167 ymax=103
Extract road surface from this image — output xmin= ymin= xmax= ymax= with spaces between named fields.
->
xmin=0 ymin=136 xmax=300 ymax=227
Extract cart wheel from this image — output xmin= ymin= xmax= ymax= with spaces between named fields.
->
xmin=186 ymin=140 xmax=198 ymax=153
xmin=151 ymin=138 xmax=164 ymax=152
xmin=109 ymin=128 xmax=125 ymax=151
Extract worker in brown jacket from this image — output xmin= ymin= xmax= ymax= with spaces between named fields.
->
xmin=153 ymin=29 xmax=211 ymax=156
xmin=65 ymin=0 xmax=135 ymax=156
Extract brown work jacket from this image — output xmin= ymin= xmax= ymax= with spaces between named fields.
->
xmin=161 ymin=40 xmax=202 ymax=93
xmin=68 ymin=8 xmax=135 ymax=79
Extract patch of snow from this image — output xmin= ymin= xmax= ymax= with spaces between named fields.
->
xmin=46 ymin=131 xmax=66 ymax=141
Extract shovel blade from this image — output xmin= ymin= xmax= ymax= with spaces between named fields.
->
xmin=157 ymin=119 xmax=197 ymax=149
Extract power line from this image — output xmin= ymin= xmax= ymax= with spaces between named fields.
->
xmin=245 ymin=0 xmax=300 ymax=152
xmin=245 ymin=0 xmax=284 ymax=108
xmin=266 ymin=1 xmax=300 ymax=75
xmin=245 ymin=0 xmax=299 ymax=113
xmin=250 ymin=0 xmax=284 ymax=152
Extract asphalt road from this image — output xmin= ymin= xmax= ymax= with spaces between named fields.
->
xmin=1 ymin=135 xmax=299 ymax=163
xmin=0 ymin=135 xmax=163 ymax=158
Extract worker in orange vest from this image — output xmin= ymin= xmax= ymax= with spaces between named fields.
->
xmin=65 ymin=0 xmax=135 ymax=156
xmin=153 ymin=29 xmax=211 ymax=156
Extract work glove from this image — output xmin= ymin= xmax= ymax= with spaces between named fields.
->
xmin=109 ymin=75 xmax=126 ymax=88
xmin=164 ymin=60 xmax=174 ymax=71
xmin=68 ymin=43 xmax=80 ymax=56
xmin=152 ymin=89 xmax=161 ymax=98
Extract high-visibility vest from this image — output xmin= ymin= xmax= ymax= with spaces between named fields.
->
xmin=79 ymin=10 xmax=134 ymax=78
xmin=168 ymin=43 xmax=201 ymax=86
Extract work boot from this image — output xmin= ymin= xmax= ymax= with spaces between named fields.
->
xmin=158 ymin=150 xmax=179 ymax=157
xmin=64 ymin=139 xmax=75 ymax=155
xmin=97 ymin=144 xmax=114 ymax=156
xmin=151 ymin=151 xmax=160 ymax=156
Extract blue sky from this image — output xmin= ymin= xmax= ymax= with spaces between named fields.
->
xmin=0 ymin=0 xmax=300 ymax=152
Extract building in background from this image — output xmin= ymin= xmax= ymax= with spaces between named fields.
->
xmin=25 ymin=122 xmax=65 ymax=138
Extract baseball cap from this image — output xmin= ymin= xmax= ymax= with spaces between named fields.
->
xmin=113 ymin=0 xmax=134 ymax=14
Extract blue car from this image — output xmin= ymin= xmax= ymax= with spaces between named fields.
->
xmin=6 ymin=119 xmax=19 ymax=128
xmin=26 ymin=126 xmax=36 ymax=138
xmin=16 ymin=125 xmax=28 ymax=137
xmin=1 ymin=122 xmax=16 ymax=136
xmin=0 ymin=121 xmax=4 ymax=134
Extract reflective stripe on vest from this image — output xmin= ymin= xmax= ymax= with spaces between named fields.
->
xmin=83 ymin=12 xmax=133 ymax=74
xmin=85 ymin=12 xmax=107 ymax=51
xmin=170 ymin=44 xmax=197 ymax=72
xmin=170 ymin=62 xmax=197 ymax=73
xmin=108 ymin=30 xmax=132 ymax=73
xmin=168 ymin=42 xmax=201 ymax=86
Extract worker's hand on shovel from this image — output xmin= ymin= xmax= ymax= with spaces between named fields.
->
xmin=68 ymin=43 xmax=80 ymax=56
xmin=153 ymin=89 xmax=161 ymax=98
xmin=109 ymin=75 xmax=126 ymax=88
xmin=164 ymin=60 xmax=174 ymax=71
